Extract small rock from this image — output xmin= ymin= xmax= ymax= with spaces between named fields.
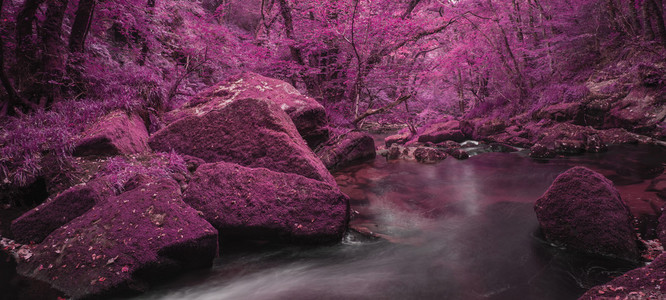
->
xmin=529 ymin=144 xmax=555 ymax=159
xmin=413 ymin=147 xmax=447 ymax=164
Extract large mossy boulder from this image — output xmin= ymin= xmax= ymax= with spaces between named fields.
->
xmin=15 ymin=177 xmax=218 ymax=299
xmin=166 ymin=72 xmax=330 ymax=148
xmin=315 ymin=131 xmax=376 ymax=171
xmin=184 ymin=162 xmax=349 ymax=243
xmin=534 ymin=166 xmax=639 ymax=262
xmin=73 ymin=111 xmax=150 ymax=157
xmin=149 ymin=97 xmax=335 ymax=185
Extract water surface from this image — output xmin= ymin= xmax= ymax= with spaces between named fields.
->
xmin=132 ymin=144 xmax=666 ymax=300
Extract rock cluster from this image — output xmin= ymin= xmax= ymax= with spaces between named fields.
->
xmin=3 ymin=73 xmax=351 ymax=299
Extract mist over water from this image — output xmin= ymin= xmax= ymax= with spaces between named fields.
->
xmin=132 ymin=144 xmax=666 ymax=300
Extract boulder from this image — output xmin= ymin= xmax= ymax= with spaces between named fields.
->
xmin=184 ymin=162 xmax=349 ymax=243
xmin=167 ymin=72 xmax=329 ymax=148
xmin=532 ymin=102 xmax=583 ymax=123
xmin=580 ymin=253 xmax=666 ymax=300
xmin=149 ymin=97 xmax=335 ymax=185
xmin=417 ymin=120 xmax=465 ymax=144
xmin=580 ymin=98 xmax=612 ymax=127
xmin=526 ymin=122 xmax=617 ymax=154
xmin=384 ymin=132 xmax=411 ymax=147
xmin=315 ymin=131 xmax=376 ymax=171
xmin=606 ymin=88 xmax=666 ymax=135
xmin=474 ymin=118 xmax=507 ymax=139
xmin=413 ymin=147 xmax=447 ymax=164
xmin=583 ymin=134 xmax=607 ymax=153
xmin=16 ymin=177 xmax=218 ymax=299
xmin=596 ymin=128 xmax=641 ymax=145
xmin=385 ymin=145 xmax=416 ymax=160
xmin=534 ymin=167 xmax=639 ymax=261
xmin=437 ymin=140 xmax=461 ymax=150
xmin=10 ymin=181 xmax=109 ymax=244
xmin=553 ymin=139 xmax=585 ymax=155
xmin=386 ymin=145 xmax=404 ymax=160
xmin=486 ymin=132 xmax=532 ymax=148
xmin=446 ymin=148 xmax=469 ymax=160
xmin=73 ymin=111 xmax=150 ymax=157
xmin=648 ymin=177 xmax=666 ymax=201
xmin=529 ymin=144 xmax=555 ymax=159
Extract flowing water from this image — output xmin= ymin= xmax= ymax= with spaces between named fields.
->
xmin=132 ymin=143 xmax=666 ymax=300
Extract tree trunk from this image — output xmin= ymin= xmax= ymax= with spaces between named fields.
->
xmin=606 ymin=0 xmax=621 ymax=32
xmin=401 ymin=0 xmax=421 ymax=19
xmin=276 ymin=0 xmax=318 ymax=93
xmin=15 ymin=0 xmax=45 ymax=88
xmin=137 ymin=0 xmax=156 ymax=65
xmin=69 ymin=0 xmax=96 ymax=53
xmin=41 ymin=0 xmax=70 ymax=105
xmin=643 ymin=0 xmax=655 ymax=40
xmin=629 ymin=0 xmax=642 ymax=35
xmin=648 ymin=0 xmax=666 ymax=45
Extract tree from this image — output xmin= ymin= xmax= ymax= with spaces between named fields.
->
xmin=69 ymin=0 xmax=97 ymax=53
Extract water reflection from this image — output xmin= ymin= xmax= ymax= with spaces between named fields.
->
xmin=132 ymin=144 xmax=665 ymax=300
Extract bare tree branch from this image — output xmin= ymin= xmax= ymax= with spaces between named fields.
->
xmin=352 ymin=94 xmax=411 ymax=125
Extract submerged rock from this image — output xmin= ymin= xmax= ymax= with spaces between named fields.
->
xmin=16 ymin=177 xmax=218 ymax=299
xmin=167 ymin=72 xmax=329 ymax=148
xmin=315 ymin=131 xmax=376 ymax=171
xmin=73 ymin=111 xmax=150 ymax=157
xmin=534 ymin=167 xmax=639 ymax=262
xmin=149 ymin=97 xmax=335 ymax=185
xmin=184 ymin=162 xmax=349 ymax=243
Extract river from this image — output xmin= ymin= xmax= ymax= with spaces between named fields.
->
xmin=130 ymin=143 xmax=666 ymax=300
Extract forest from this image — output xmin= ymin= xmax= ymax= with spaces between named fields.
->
xmin=0 ymin=0 xmax=665 ymax=299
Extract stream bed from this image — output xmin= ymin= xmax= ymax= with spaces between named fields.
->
xmin=130 ymin=144 xmax=666 ymax=300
